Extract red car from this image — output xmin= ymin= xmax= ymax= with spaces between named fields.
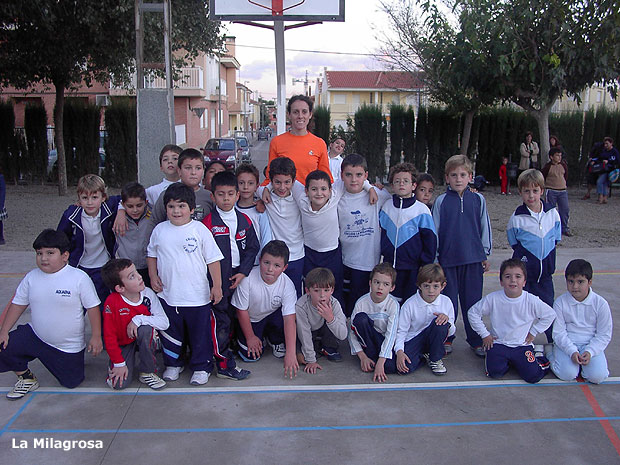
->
xmin=202 ymin=138 xmax=240 ymax=170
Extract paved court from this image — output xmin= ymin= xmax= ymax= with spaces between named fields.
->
xmin=0 ymin=247 xmax=619 ymax=464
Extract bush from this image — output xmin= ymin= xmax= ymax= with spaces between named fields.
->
xmin=0 ymin=100 xmax=18 ymax=182
xmin=389 ymin=104 xmax=405 ymax=169
xmin=62 ymin=99 xmax=101 ymax=183
xmin=24 ymin=103 xmax=48 ymax=183
xmin=104 ymin=97 xmax=137 ymax=187
xmin=414 ymin=106 xmax=428 ymax=172
xmin=311 ymin=105 xmax=330 ymax=147
xmin=354 ymin=104 xmax=387 ymax=182
xmin=403 ymin=106 xmax=415 ymax=165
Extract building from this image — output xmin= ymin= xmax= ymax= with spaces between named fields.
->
xmin=314 ymin=69 xmax=427 ymax=129
xmin=551 ymin=84 xmax=620 ymax=113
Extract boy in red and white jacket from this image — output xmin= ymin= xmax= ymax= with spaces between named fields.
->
xmin=101 ymin=259 xmax=169 ymax=390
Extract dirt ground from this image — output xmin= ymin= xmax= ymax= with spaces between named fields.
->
xmin=0 ymin=181 xmax=618 ymax=252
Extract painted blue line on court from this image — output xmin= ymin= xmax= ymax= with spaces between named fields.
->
xmin=0 ymin=393 xmax=36 ymax=438
xmin=7 ymin=416 xmax=620 ymax=434
xmin=1 ymin=380 xmax=619 ymax=396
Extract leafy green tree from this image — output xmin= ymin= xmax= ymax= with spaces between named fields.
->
xmin=0 ymin=0 xmax=221 ymax=194
xmin=354 ymin=104 xmax=387 ymax=182
xmin=311 ymin=105 xmax=331 ymax=147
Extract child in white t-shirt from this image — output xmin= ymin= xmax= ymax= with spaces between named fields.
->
xmin=232 ymin=240 xmax=299 ymax=378
xmin=147 ymin=183 xmax=223 ymax=386
xmin=0 ymin=229 xmax=102 ymax=400
xmin=145 ymin=144 xmax=182 ymax=206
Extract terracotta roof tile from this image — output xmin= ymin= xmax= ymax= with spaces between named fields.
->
xmin=325 ymin=71 xmax=423 ymax=90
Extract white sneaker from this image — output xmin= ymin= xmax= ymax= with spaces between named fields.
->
xmin=162 ymin=366 xmax=184 ymax=381
xmin=190 ymin=370 xmax=210 ymax=385
xmin=139 ymin=372 xmax=166 ymax=390
xmin=424 ymin=354 xmax=447 ymax=375
xmin=7 ymin=374 xmax=39 ymax=400
xmin=268 ymin=341 xmax=286 ymax=358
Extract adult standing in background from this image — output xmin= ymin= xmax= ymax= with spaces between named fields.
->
xmin=519 ymin=131 xmax=540 ymax=171
xmin=264 ymin=95 xmax=332 ymax=186
xmin=591 ymin=137 xmax=619 ymax=204
xmin=549 ymin=135 xmax=566 ymax=160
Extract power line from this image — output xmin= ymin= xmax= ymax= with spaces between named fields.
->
xmin=235 ymin=43 xmax=387 ymax=57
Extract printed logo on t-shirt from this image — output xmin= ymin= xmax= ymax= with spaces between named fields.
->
xmin=55 ymin=289 xmax=71 ymax=297
xmin=104 ymin=304 xmax=112 ymax=313
xmin=308 ymin=150 xmax=314 ymax=156
xmin=211 ymin=225 xmax=228 ymax=236
xmin=183 ymin=237 xmax=198 ymax=253
xmin=271 ymin=295 xmax=282 ymax=308
xmin=343 ymin=210 xmax=374 ymax=238
xmin=520 ymin=256 xmax=528 ymax=263
xmin=118 ymin=307 xmax=131 ymax=316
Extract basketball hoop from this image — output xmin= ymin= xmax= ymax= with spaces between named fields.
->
xmin=247 ymin=0 xmax=306 ymax=17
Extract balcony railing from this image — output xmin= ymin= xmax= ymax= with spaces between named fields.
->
xmin=111 ymin=67 xmax=204 ymax=91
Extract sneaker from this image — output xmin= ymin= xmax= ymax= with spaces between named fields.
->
xmin=190 ymin=370 xmax=210 ymax=385
xmin=216 ymin=366 xmax=251 ymax=381
xmin=268 ymin=341 xmax=286 ymax=359
xmin=472 ymin=346 xmax=486 ymax=358
xmin=139 ymin=372 xmax=166 ymax=390
xmin=320 ymin=348 xmax=343 ymax=362
xmin=237 ymin=350 xmax=260 ymax=363
xmin=533 ymin=344 xmax=545 ymax=358
xmin=425 ymin=356 xmax=447 ymax=375
xmin=162 ymin=366 xmax=184 ymax=381
xmin=444 ymin=341 xmax=453 ymax=354
xmin=7 ymin=374 xmax=39 ymax=400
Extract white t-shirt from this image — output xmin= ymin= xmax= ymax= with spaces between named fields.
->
xmin=12 ymin=265 xmax=100 ymax=353
xmin=217 ymin=206 xmax=240 ymax=267
xmin=338 ymin=187 xmax=391 ymax=271
xmin=349 ymin=293 xmax=400 ymax=359
xmin=147 ymin=220 xmax=224 ymax=306
xmin=146 ymin=178 xmax=175 ymax=207
xmin=259 ymin=186 xmax=305 ymax=261
xmin=79 ymin=210 xmax=110 ymax=268
xmin=230 ymin=266 xmax=297 ymax=322
xmin=329 ymin=155 xmax=343 ymax=182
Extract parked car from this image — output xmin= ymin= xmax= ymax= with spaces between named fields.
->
xmin=235 ymin=136 xmax=251 ymax=161
xmin=257 ymin=129 xmax=268 ymax=141
xmin=202 ymin=137 xmax=240 ymax=170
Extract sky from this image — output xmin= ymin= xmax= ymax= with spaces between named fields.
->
xmin=224 ymin=0 xmax=393 ymax=100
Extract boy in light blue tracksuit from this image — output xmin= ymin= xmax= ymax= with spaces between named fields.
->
xmin=379 ymin=163 xmax=437 ymax=303
xmin=432 ymin=155 xmax=492 ymax=356
xmin=507 ymin=169 xmax=561 ymax=342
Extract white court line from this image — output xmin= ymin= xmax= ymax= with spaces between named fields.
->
xmin=1 ymin=377 xmax=619 ymax=395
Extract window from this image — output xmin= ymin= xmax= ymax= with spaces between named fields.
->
xmin=333 ymin=93 xmax=346 ymax=104
xmin=370 ymin=92 xmax=374 ymax=104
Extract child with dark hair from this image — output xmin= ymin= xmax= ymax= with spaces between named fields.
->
xmin=468 ymin=259 xmax=555 ymax=383
xmin=231 ymin=240 xmax=298 ymax=378
xmin=0 ymin=229 xmax=102 ymax=400
xmin=145 ymin=144 xmax=182 ymax=206
xmin=147 ymin=183 xmax=224 ymax=386
xmin=295 ymin=268 xmax=347 ymax=373
xmin=414 ymin=173 xmax=436 ymax=206
xmin=204 ymin=160 xmax=226 ymax=192
xmin=549 ymin=259 xmax=612 ymax=384
xmin=115 ymin=182 xmax=151 ymax=286
xmin=101 ymin=258 xmax=169 ymax=390
xmin=542 ymin=148 xmax=571 ymax=236
xmin=202 ymin=170 xmax=258 ymax=381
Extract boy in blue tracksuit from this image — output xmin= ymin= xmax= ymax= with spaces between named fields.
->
xmin=507 ymin=169 xmax=561 ymax=342
xmin=202 ymin=171 xmax=259 ymax=381
xmin=432 ymin=155 xmax=492 ymax=356
xmin=379 ymin=163 xmax=437 ymax=303
xmin=57 ymin=174 xmax=120 ymax=305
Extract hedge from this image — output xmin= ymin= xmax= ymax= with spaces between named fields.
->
xmin=104 ymin=97 xmax=137 ymax=187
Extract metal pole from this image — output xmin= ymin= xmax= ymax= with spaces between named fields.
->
xmin=274 ymin=21 xmax=286 ymax=135
xmin=135 ymin=0 xmax=143 ymax=89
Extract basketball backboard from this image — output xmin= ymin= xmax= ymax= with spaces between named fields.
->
xmin=209 ymin=0 xmax=345 ymax=22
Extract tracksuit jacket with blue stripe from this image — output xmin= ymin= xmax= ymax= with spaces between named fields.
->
xmin=507 ymin=201 xmax=561 ymax=284
xmin=379 ymin=195 xmax=437 ymax=270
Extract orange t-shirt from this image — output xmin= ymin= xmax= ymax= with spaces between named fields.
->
xmin=264 ymin=131 xmax=332 ymax=185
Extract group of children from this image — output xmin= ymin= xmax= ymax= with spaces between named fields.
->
xmin=0 ymin=145 xmax=612 ymax=400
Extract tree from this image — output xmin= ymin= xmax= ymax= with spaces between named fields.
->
xmin=378 ymin=0 xmax=498 ymax=155
xmin=0 ymin=1 xmax=221 ymax=195
xmin=461 ymin=0 xmax=620 ymax=164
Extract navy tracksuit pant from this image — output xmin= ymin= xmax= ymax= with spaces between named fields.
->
xmin=442 ymin=263 xmax=483 ymax=348
xmin=350 ymin=313 xmax=397 ymax=373
xmin=399 ymin=319 xmax=449 ymax=374
xmin=485 ymin=343 xmax=549 ymax=384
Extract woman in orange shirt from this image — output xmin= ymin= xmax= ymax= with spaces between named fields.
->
xmin=265 ymin=95 xmax=332 ymax=185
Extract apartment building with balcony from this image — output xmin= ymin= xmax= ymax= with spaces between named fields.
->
xmin=314 ymin=69 xmax=427 ymax=129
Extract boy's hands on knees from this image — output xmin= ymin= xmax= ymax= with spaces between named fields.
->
xmin=88 ymin=335 xmax=103 ymax=356
xmin=150 ymin=274 xmax=164 ymax=293
xmin=284 ymin=353 xmax=299 ymax=379
xmin=433 ymin=312 xmax=449 ymax=325
xmin=396 ymin=350 xmax=410 ymax=373
xmin=113 ymin=210 xmax=129 ymax=236
xmin=316 ymin=301 xmax=334 ymax=323
xmin=373 ymin=358 xmax=387 ymax=383
xmin=211 ymin=285 xmax=223 ymax=305
xmin=482 ymin=335 xmax=496 ymax=350
xmin=0 ymin=331 xmax=9 ymax=351
xmin=229 ymin=273 xmax=245 ymax=290
xmin=482 ymin=260 xmax=490 ymax=273
xmin=126 ymin=321 xmax=139 ymax=339
xmin=108 ymin=365 xmax=128 ymax=387
xmin=579 ymin=351 xmax=591 ymax=365
xmin=246 ymin=335 xmax=263 ymax=360
xmin=524 ymin=332 xmax=535 ymax=345
xmin=262 ymin=189 xmax=272 ymax=205
xmin=357 ymin=351 xmax=375 ymax=372
xmin=304 ymin=361 xmax=322 ymax=374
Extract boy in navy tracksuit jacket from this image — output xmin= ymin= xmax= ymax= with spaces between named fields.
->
xmin=432 ymin=156 xmax=492 ymax=356
xmin=57 ymin=174 xmax=120 ymax=305
xmin=379 ymin=163 xmax=437 ymax=303
xmin=202 ymin=171 xmax=259 ymax=380
xmin=507 ymin=169 xmax=561 ymax=342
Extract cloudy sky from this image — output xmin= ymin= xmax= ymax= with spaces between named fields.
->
xmin=224 ymin=0 xmax=392 ymax=99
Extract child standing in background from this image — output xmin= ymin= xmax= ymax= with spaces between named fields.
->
xmin=499 ymin=157 xmax=510 ymax=195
